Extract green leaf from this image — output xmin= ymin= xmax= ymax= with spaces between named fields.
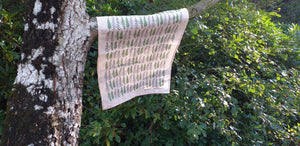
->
xmin=107 ymin=18 xmax=112 ymax=29
xmin=153 ymin=113 xmax=161 ymax=123
xmin=115 ymin=134 xmax=121 ymax=143
xmin=191 ymin=27 xmax=198 ymax=35
xmin=121 ymin=123 xmax=126 ymax=128
xmin=269 ymin=12 xmax=281 ymax=17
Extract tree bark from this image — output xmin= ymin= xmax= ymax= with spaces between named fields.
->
xmin=1 ymin=0 xmax=219 ymax=145
xmin=187 ymin=0 xmax=220 ymax=19
xmin=1 ymin=0 xmax=91 ymax=145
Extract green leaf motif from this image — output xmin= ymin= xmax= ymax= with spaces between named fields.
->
xmin=126 ymin=17 xmax=130 ymax=28
xmin=121 ymin=88 xmax=124 ymax=95
xmin=140 ymin=17 xmax=143 ymax=28
xmin=131 ymin=40 xmax=134 ymax=46
xmin=120 ymin=32 xmax=123 ymax=39
xmin=114 ymin=41 xmax=117 ymax=49
xmin=143 ymin=17 xmax=147 ymax=27
xmin=108 ymin=93 xmax=111 ymax=100
xmin=107 ymin=18 xmax=112 ymax=29
xmin=127 ymin=40 xmax=130 ymax=47
xmin=137 ymin=30 xmax=140 ymax=37
xmin=153 ymin=28 xmax=156 ymax=35
xmin=110 ymin=42 xmax=113 ymax=50
xmin=109 ymin=81 xmax=113 ymax=89
xmin=134 ymin=30 xmax=137 ymax=38
xmin=121 ymin=18 xmax=125 ymax=28
xmin=111 ymin=92 xmax=114 ymax=99
xmin=113 ymin=80 xmax=116 ymax=88
xmin=173 ymin=14 xmax=176 ymax=24
xmin=156 ymin=15 xmax=160 ymax=26
xmin=160 ymin=14 xmax=163 ymax=25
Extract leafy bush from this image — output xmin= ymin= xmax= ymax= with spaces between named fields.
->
xmin=79 ymin=0 xmax=299 ymax=145
xmin=0 ymin=0 xmax=299 ymax=145
xmin=0 ymin=0 xmax=25 ymax=141
xmin=249 ymin=0 xmax=300 ymax=24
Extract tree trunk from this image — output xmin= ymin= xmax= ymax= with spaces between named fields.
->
xmin=1 ymin=0 xmax=218 ymax=145
xmin=1 ymin=0 xmax=91 ymax=145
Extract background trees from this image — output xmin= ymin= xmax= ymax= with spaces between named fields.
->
xmin=1 ymin=0 xmax=299 ymax=145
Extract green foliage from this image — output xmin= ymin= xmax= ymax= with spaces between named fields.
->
xmin=86 ymin=0 xmax=198 ymax=16
xmin=0 ymin=0 xmax=26 ymax=140
xmin=0 ymin=1 xmax=24 ymax=99
xmin=0 ymin=0 xmax=299 ymax=145
xmin=0 ymin=110 xmax=4 ymax=143
xmin=175 ymin=1 xmax=300 ymax=144
xmin=80 ymin=0 xmax=300 ymax=145
xmin=249 ymin=0 xmax=300 ymax=24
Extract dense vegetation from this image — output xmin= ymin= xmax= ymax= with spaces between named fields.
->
xmin=0 ymin=0 xmax=25 ymax=139
xmin=1 ymin=0 xmax=299 ymax=145
xmin=249 ymin=0 xmax=300 ymax=24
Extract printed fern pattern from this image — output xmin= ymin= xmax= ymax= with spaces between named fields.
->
xmin=97 ymin=9 xmax=189 ymax=109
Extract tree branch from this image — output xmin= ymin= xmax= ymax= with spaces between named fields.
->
xmin=88 ymin=0 xmax=219 ymax=43
xmin=187 ymin=0 xmax=220 ymax=19
xmin=88 ymin=17 xmax=98 ymax=43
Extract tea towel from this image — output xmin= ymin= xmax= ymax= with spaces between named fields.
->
xmin=97 ymin=8 xmax=189 ymax=110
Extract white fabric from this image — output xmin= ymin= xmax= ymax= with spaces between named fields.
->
xmin=97 ymin=8 xmax=189 ymax=110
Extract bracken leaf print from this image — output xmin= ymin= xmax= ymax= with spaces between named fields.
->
xmin=126 ymin=17 xmax=130 ymax=28
xmin=107 ymin=18 xmax=112 ymax=29
xmin=97 ymin=9 xmax=189 ymax=110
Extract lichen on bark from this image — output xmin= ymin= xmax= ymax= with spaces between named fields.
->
xmin=1 ymin=0 xmax=91 ymax=145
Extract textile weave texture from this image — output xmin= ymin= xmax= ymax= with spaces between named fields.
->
xmin=97 ymin=8 xmax=189 ymax=110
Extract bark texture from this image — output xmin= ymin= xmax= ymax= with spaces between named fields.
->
xmin=187 ymin=0 xmax=220 ymax=19
xmin=1 ymin=0 xmax=91 ymax=145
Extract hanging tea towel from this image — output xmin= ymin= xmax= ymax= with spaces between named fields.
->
xmin=97 ymin=8 xmax=189 ymax=110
